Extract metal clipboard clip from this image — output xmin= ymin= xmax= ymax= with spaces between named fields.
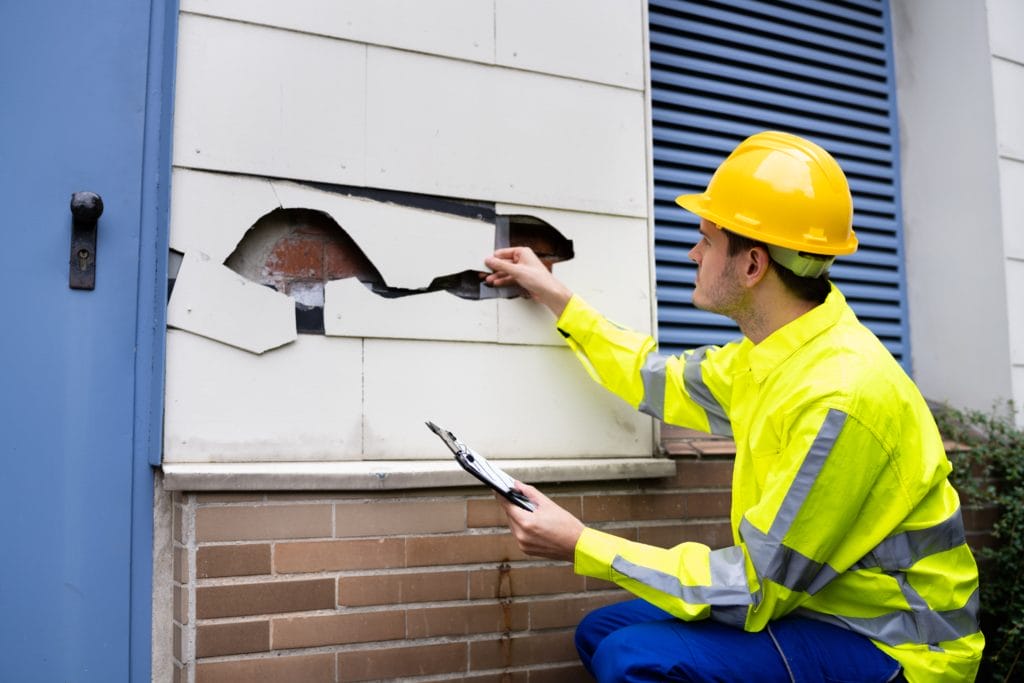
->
xmin=425 ymin=421 xmax=536 ymax=512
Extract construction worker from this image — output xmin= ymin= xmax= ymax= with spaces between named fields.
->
xmin=484 ymin=131 xmax=983 ymax=681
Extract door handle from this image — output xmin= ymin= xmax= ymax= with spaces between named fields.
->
xmin=69 ymin=191 xmax=103 ymax=290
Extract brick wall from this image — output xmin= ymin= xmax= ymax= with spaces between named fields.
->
xmin=168 ymin=428 xmax=734 ymax=683
xmin=166 ymin=428 xmax=994 ymax=682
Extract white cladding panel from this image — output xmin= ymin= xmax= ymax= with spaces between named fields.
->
xmin=173 ymin=14 xmax=367 ymax=185
xmin=987 ymin=0 xmax=1024 ymax=65
xmin=495 ymin=0 xmax=644 ymax=89
xmin=362 ymin=339 xmax=652 ymax=459
xmin=324 ymin=279 xmax=498 ymax=342
xmin=164 ymin=332 xmax=364 ymax=462
xmin=1007 ymin=259 xmax=1024 ymax=366
xmin=999 ymin=158 xmax=1024 ymax=260
xmin=992 ymin=58 xmax=1024 ymax=160
xmin=365 ymin=47 xmax=647 ymax=216
xmin=169 ymin=169 xmax=277 ymax=262
xmin=496 ymin=204 xmax=652 ymax=346
xmin=166 ymin=3 xmax=655 ymax=460
xmin=180 ymin=0 xmax=494 ymax=63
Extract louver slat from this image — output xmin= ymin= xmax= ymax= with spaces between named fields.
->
xmin=650 ymin=0 xmax=909 ymax=365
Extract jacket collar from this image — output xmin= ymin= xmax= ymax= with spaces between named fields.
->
xmin=745 ymin=284 xmax=847 ymax=383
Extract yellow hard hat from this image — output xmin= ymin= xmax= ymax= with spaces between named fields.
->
xmin=675 ymin=131 xmax=857 ymax=257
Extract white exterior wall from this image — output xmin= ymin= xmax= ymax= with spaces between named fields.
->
xmin=891 ymin=0 xmax=1018 ymax=420
xmin=987 ymin=0 xmax=1024 ymax=420
xmin=164 ymin=1 xmax=656 ymax=461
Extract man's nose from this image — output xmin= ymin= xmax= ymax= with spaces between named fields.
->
xmin=688 ymin=245 xmax=700 ymax=263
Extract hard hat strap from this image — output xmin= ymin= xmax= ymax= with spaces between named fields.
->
xmin=767 ymin=244 xmax=834 ymax=278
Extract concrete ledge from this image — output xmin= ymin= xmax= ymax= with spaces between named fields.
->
xmin=161 ymin=458 xmax=676 ymax=491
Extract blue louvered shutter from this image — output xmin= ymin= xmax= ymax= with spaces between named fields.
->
xmin=650 ymin=0 xmax=910 ymax=367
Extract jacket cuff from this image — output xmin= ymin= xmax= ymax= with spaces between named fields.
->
xmin=555 ymin=294 xmax=599 ymax=343
xmin=574 ymin=527 xmax=629 ymax=580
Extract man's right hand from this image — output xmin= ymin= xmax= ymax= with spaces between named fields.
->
xmin=484 ymin=246 xmax=573 ymax=317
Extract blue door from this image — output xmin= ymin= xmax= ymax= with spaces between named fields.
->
xmin=0 ymin=1 xmax=174 ymax=680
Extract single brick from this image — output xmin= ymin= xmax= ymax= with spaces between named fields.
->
xmin=273 ymin=611 xmax=405 ymax=649
xmin=406 ymin=532 xmax=526 ymax=567
xmin=581 ymin=493 xmax=685 ymax=523
xmin=196 ymin=504 xmax=332 ymax=542
xmin=173 ymin=546 xmax=187 ymax=583
xmin=468 ymin=495 xmax=580 ymax=528
xmin=406 ymin=601 xmax=528 ymax=638
xmin=684 ymin=490 xmax=732 ymax=518
xmin=528 ymin=663 xmax=591 ymax=682
xmin=334 ymin=500 xmax=466 ymax=537
xmin=528 ymin=593 xmax=628 ymax=630
xmin=650 ymin=458 xmax=735 ymax=489
xmin=460 ymin=672 xmax=528 ymax=683
xmin=266 ymin=236 xmax=324 ymax=279
xmin=195 ymin=653 xmax=334 ymax=683
xmin=275 ymin=538 xmax=406 ymax=573
xmin=469 ymin=564 xmax=584 ymax=600
xmin=338 ymin=570 xmax=468 ymax=607
xmin=469 ymin=630 xmax=576 ymax=670
xmin=196 ymin=578 xmax=334 ymax=619
xmin=337 ymin=642 xmax=467 ymax=682
xmin=638 ymin=521 xmax=733 ymax=549
xmin=197 ymin=544 xmax=271 ymax=579
xmin=173 ymin=624 xmax=183 ymax=661
xmin=196 ymin=620 xmax=269 ymax=658
xmin=173 ymin=584 xmax=189 ymax=625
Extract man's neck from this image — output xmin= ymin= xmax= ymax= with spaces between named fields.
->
xmin=737 ymin=290 xmax=819 ymax=345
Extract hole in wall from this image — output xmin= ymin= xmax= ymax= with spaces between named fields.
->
xmin=221 ymin=205 xmax=574 ymax=334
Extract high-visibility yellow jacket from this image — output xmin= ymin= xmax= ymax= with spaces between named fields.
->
xmin=558 ymin=286 xmax=983 ymax=682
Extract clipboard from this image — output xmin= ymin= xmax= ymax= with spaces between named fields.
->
xmin=425 ymin=421 xmax=536 ymax=512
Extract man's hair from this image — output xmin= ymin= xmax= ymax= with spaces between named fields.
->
xmin=722 ymin=229 xmax=831 ymax=304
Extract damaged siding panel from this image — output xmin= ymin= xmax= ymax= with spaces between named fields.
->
xmin=169 ymin=169 xmax=278 ymax=262
xmin=496 ymin=205 xmax=653 ymax=345
xmin=272 ymin=181 xmax=495 ymax=290
xmin=496 ymin=0 xmax=645 ymax=89
xmin=324 ymin=279 xmax=498 ymax=342
xmin=366 ymin=47 xmax=648 ymax=217
xmin=167 ymin=253 xmax=296 ymax=354
xmin=362 ymin=340 xmax=652 ymax=460
xmin=172 ymin=14 xmax=367 ymax=186
xmin=163 ymin=332 xmax=363 ymax=462
xmin=180 ymin=0 xmax=494 ymax=64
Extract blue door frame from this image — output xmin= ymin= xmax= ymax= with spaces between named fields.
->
xmin=0 ymin=0 xmax=176 ymax=679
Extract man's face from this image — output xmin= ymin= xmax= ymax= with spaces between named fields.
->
xmin=688 ymin=219 xmax=745 ymax=316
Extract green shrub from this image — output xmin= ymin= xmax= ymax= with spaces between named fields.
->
xmin=936 ymin=402 xmax=1024 ymax=681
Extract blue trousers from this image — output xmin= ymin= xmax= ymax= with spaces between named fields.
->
xmin=575 ymin=599 xmax=902 ymax=682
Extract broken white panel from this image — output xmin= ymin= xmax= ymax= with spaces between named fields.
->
xmin=180 ymin=0 xmax=494 ymax=64
xmin=496 ymin=0 xmax=645 ymax=89
xmin=173 ymin=13 xmax=366 ymax=185
xmin=366 ymin=47 xmax=648 ymax=217
xmin=169 ymin=169 xmax=280 ymax=262
xmin=362 ymin=339 xmax=653 ymax=459
xmin=164 ymin=331 xmax=363 ymax=462
xmin=495 ymin=204 xmax=653 ymax=345
xmin=324 ymin=278 xmax=498 ymax=342
xmin=272 ymin=180 xmax=495 ymax=289
xmin=167 ymin=253 xmax=296 ymax=354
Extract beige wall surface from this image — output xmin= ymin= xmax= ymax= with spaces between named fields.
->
xmin=891 ymin=0 xmax=1016 ymax=416
xmin=164 ymin=1 xmax=656 ymax=462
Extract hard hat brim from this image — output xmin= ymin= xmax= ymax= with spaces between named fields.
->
xmin=675 ymin=192 xmax=858 ymax=256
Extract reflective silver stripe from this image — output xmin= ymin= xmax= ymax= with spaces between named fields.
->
xmin=794 ymin=588 xmax=981 ymax=647
xmin=683 ymin=346 xmax=733 ymax=437
xmin=740 ymin=409 xmax=846 ymax=594
xmin=637 ymin=352 xmax=668 ymax=420
xmin=852 ymin=509 xmax=967 ymax=571
xmin=710 ymin=605 xmax=748 ymax=629
xmin=610 ymin=554 xmax=753 ymax=606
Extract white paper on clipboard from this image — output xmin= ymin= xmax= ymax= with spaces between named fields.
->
xmin=425 ymin=421 xmax=536 ymax=511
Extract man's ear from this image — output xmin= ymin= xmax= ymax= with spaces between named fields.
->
xmin=743 ymin=246 xmax=772 ymax=287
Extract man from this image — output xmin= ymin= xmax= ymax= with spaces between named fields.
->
xmin=483 ymin=131 xmax=983 ymax=681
